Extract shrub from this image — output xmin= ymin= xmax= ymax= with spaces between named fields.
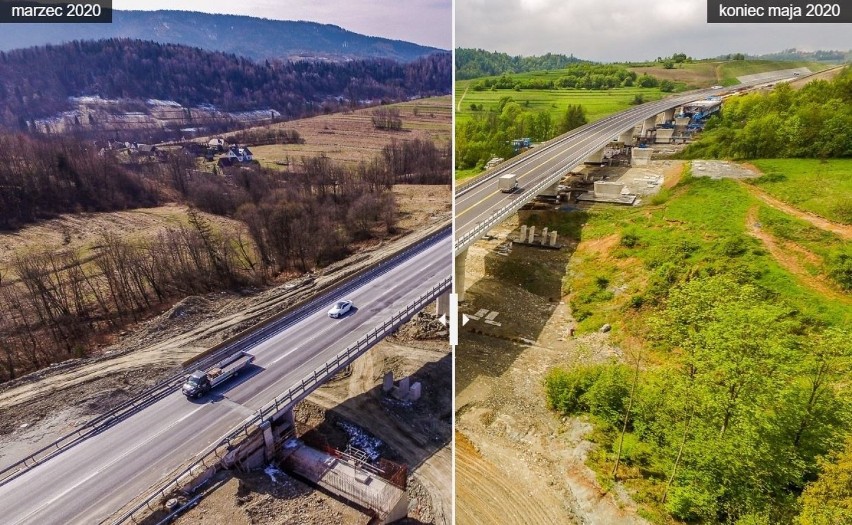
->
xmin=544 ymin=366 xmax=601 ymax=414
xmin=621 ymin=231 xmax=640 ymax=248
xmin=581 ymin=364 xmax=630 ymax=426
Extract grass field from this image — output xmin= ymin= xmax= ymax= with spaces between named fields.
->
xmin=749 ymin=159 xmax=852 ymax=225
xmin=565 ymin=174 xmax=850 ymax=334
xmin=627 ymin=59 xmax=833 ymax=88
xmin=456 ymin=81 xmax=666 ymax=125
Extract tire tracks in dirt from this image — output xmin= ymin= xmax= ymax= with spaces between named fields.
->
xmin=746 ymin=206 xmax=850 ymax=305
xmin=738 ymin=178 xmax=851 ymax=241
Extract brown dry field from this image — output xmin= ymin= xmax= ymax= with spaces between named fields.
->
xmin=205 ymin=96 xmax=451 ymax=169
xmin=628 ymin=62 xmax=720 ymax=86
xmin=0 ymin=204 xmax=244 ymax=275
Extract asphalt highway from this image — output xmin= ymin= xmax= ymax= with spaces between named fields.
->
xmin=0 ymin=233 xmax=451 ymax=525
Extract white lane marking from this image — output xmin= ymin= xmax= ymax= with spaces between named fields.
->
xmin=11 ymin=404 xmax=207 ymax=525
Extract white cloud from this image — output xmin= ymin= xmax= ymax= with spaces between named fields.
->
xmin=456 ymin=0 xmax=850 ymax=61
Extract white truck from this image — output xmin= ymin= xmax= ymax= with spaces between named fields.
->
xmin=182 ymin=351 xmax=254 ymax=398
xmin=498 ymin=173 xmax=519 ymax=193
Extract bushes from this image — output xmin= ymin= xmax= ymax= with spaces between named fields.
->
xmin=545 ymin=363 xmax=630 ymax=426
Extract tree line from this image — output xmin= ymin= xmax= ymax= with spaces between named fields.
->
xmin=0 ymin=39 xmax=451 ymax=130
xmin=682 ymin=67 xmax=852 ymax=159
xmin=0 ymin=210 xmax=262 ymax=381
xmin=456 ymin=96 xmax=586 ymax=169
xmin=467 ymin=64 xmax=672 ymax=92
xmin=456 ymin=48 xmax=585 ymax=80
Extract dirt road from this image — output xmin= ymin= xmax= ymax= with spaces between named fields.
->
xmin=739 ymin=178 xmax=852 ymax=241
xmin=746 ymin=207 xmax=850 ymax=304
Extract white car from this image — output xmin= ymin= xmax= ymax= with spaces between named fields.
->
xmin=328 ymin=300 xmax=353 ymax=318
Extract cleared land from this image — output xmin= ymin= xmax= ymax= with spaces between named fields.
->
xmin=629 ymin=59 xmax=831 ymax=87
xmin=210 ymin=96 xmax=451 ymax=169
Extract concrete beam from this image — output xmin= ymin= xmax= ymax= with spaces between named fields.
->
xmin=631 ymin=147 xmax=653 ymax=166
xmin=455 ymin=249 xmax=468 ymax=302
xmin=655 ymin=128 xmax=675 ymax=144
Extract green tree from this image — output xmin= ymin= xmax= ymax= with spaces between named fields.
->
xmin=557 ymin=104 xmax=587 ymax=134
xmin=798 ymin=437 xmax=852 ymax=525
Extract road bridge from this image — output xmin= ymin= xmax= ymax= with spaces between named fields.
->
xmin=454 ymin=71 xmax=798 ymax=299
xmin=0 ymin=230 xmax=451 ymax=525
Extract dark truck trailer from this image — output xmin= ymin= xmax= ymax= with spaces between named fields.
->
xmin=182 ymin=351 xmax=254 ymax=398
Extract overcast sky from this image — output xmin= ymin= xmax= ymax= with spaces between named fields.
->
xmin=115 ymin=0 xmax=452 ymax=49
xmin=456 ymin=0 xmax=850 ymax=61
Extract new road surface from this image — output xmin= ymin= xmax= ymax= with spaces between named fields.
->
xmin=0 ymin=232 xmax=451 ymax=525
xmin=455 ymin=73 xmax=797 ymax=254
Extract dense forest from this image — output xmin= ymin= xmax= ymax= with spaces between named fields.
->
xmin=0 ymin=39 xmax=452 ymax=129
xmin=682 ymin=67 xmax=852 ymax=159
xmin=456 ymin=48 xmax=585 ymax=79
xmin=0 ymin=134 xmax=160 ymax=229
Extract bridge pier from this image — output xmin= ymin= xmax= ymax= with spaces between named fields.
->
xmin=631 ymin=147 xmax=653 ymax=166
xmin=584 ymin=148 xmax=605 ymax=164
xmin=538 ymin=180 xmax=560 ymax=198
xmin=435 ymin=291 xmax=450 ymax=316
xmin=455 ymin=249 xmax=468 ymax=302
xmin=619 ymin=130 xmax=634 ymax=146
xmin=662 ymin=108 xmax=676 ymax=123
xmin=641 ymin=117 xmax=656 ymax=136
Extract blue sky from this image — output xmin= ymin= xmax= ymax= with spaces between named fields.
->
xmin=116 ymin=0 xmax=452 ymax=49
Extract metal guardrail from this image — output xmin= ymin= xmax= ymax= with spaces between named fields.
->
xmin=110 ymin=274 xmax=452 ymax=524
xmin=0 ymin=225 xmax=450 ymax=488
xmin=454 ymin=134 xmax=614 ymax=256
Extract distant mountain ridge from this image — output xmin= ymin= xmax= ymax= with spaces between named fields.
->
xmin=0 ymin=10 xmax=443 ymax=62
xmin=0 ymin=39 xmax=451 ymax=134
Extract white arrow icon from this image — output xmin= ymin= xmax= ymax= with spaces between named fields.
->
xmin=462 ymin=314 xmax=470 ymax=326
xmin=438 ymin=314 xmax=447 ymax=326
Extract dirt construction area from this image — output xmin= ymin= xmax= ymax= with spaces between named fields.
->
xmin=175 ymin=331 xmax=451 ymax=525
xmin=454 ymin=160 xmax=684 ymax=524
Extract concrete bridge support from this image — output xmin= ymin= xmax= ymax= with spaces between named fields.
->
xmin=435 ymin=291 xmax=450 ymax=316
xmin=641 ymin=117 xmax=657 ymax=136
xmin=631 ymin=147 xmax=653 ymax=166
xmin=584 ymin=148 xmax=605 ymax=164
xmin=619 ymin=130 xmax=634 ymax=146
xmin=538 ymin=179 xmax=560 ymax=197
xmin=455 ymin=249 xmax=468 ymax=302
xmin=662 ymin=108 xmax=676 ymax=122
